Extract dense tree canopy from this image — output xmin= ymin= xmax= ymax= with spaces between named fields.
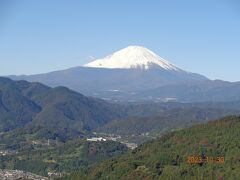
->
xmin=64 ymin=116 xmax=240 ymax=180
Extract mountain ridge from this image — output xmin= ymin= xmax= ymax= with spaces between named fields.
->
xmin=8 ymin=45 xmax=209 ymax=102
xmin=0 ymin=77 xmax=125 ymax=138
xmin=8 ymin=45 xmax=240 ymax=103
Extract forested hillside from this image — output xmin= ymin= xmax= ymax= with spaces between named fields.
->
xmin=64 ymin=116 xmax=240 ymax=180
xmin=0 ymin=77 xmax=124 ymax=139
xmin=1 ymin=77 xmax=240 ymax=179
xmin=97 ymin=107 xmax=238 ymax=136
xmin=0 ymin=139 xmax=128 ymax=176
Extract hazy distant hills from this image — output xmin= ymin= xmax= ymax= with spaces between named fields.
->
xmin=137 ymin=80 xmax=240 ymax=102
xmin=96 ymin=107 xmax=239 ymax=136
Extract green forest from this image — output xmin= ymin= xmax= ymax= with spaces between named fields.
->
xmin=63 ymin=116 xmax=240 ymax=180
xmin=0 ymin=139 xmax=127 ymax=176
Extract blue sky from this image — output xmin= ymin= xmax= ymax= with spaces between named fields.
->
xmin=0 ymin=0 xmax=239 ymax=81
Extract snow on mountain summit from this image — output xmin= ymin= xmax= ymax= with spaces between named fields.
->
xmin=84 ymin=46 xmax=182 ymax=71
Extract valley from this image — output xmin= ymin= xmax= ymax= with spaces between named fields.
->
xmin=1 ymin=77 xmax=240 ymax=179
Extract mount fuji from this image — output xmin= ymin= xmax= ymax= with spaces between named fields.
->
xmin=84 ymin=46 xmax=182 ymax=71
xmin=9 ymin=46 xmax=240 ymax=102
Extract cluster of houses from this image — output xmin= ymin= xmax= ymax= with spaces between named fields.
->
xmin=0 ymin=150 xmax=17 ymax=156
xmin=0 ymin=169 xmax=47 ymax=180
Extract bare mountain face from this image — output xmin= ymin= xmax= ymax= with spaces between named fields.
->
xmin=10 ymin=46 xmax=218 ymax=102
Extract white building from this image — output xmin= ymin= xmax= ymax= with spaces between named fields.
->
xmin=87 ymin=137 xmax=107 ymax=142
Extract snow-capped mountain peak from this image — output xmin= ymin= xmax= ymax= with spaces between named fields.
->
xmin=83 ymin=46 xmax=182 ymax=71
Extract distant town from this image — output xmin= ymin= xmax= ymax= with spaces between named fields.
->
xmin=0 ymin=169 xmax=48 ymax=180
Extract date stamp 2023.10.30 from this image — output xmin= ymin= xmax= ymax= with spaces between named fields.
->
xmin=187 ymin=155 xmax=225 ymax=164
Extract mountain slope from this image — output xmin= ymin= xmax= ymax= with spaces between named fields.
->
xmin=0 ymin=78 xmax=41 ymax=131
xmin=0 ymin=77 xmax=124 ymax=138
xmin=9 ymin=46 xmax=209 ymax=102
xmin=30 ymin=86 xmax=124 ymax=131
xmin=64 ymin=116 xmax=240 ymax=180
